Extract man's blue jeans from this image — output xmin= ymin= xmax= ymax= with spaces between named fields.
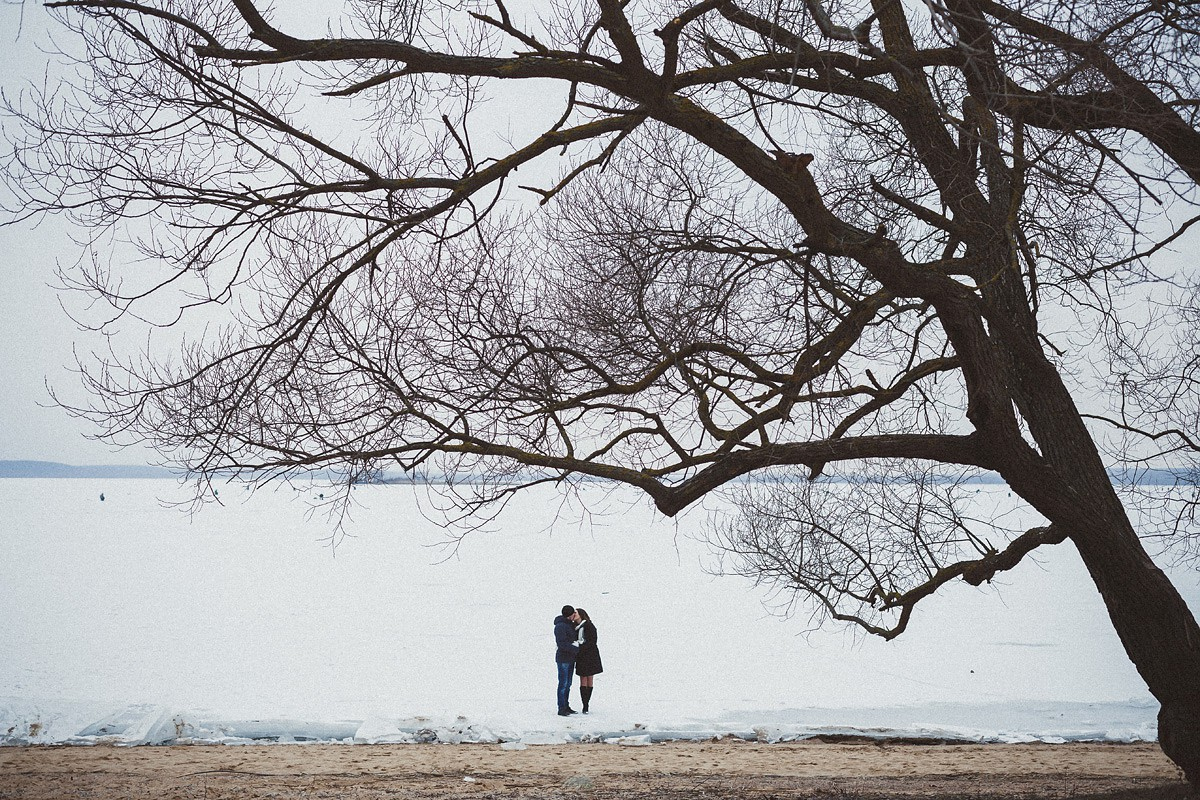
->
xmin=556 ymin=661 xmax=575 ymax=710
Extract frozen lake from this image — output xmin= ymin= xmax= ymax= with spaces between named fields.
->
xmin=2 ymin=478 xmax=1196 ymax=745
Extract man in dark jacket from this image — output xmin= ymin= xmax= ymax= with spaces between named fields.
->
xmin=554 ymin=605 xmax=580 ymax=716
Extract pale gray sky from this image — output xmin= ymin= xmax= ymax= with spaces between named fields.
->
xmin=1 ymin=2 xmax=126 ymax=464
xmin=0 ymin=0 xmax=559 ymax=465
xmin=2 ymin=1 xmax=1194 ymax=467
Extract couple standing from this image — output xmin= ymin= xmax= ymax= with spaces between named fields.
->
xmin=553 ymin=604 xmax=603 ymax=716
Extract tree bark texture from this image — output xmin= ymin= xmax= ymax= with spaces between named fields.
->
xmin=987 ymin=310 xmax=1200 ymax=785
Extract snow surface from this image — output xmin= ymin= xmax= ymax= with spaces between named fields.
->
xmin=1 ymin=478 xmax=1196 ymax=746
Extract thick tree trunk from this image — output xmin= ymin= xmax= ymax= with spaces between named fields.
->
xmin=958 ymin=244 xmax=1200 ymax=786
xmin=1068 ymin=503 xmax=1200 ymax=785
xmin=1002 ymin=376 xmax=1200 ymax=786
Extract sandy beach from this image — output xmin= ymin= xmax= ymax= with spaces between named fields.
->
xmin=0 ymin=740 xmax=1192 ymax=799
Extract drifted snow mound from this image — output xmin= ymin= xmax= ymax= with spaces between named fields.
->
xmin=1 ymin=698 xmax=1159 ymax=747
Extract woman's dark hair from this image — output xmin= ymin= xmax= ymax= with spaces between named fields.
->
xmin=575 ymin=608 xmax=591 ymax=622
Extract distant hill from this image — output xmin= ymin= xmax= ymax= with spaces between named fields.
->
xmin=0 ymin=460 xmax=175 ymax=479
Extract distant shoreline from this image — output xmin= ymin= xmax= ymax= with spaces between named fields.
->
xmin=0 ymin=460 xmax=176 ymax=479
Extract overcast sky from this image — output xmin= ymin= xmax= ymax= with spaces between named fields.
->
xmin=2 ymin=1 xmax=1194 ymax=467
xmin=0 ymin=1 xmax=559 ymax=466
xmin=1 ymin=3 xmax=123 ymax=464
xmin=0 ymin=2 xmax=349 ymax=465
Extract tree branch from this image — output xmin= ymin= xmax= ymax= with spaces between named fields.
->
xmin=859 ymin=524 xmax=1068 ymax=639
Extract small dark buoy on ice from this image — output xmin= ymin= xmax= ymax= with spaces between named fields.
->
xmin=99 ymin=493 xmax=105 ymax=502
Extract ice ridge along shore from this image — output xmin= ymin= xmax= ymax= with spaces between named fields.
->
xmin=1 ymin=698 xmax=1159 ymax=747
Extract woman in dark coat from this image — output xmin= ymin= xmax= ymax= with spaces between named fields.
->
xmin=574 ymin=608 xmax=603 ymax=714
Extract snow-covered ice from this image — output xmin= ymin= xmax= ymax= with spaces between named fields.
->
xmin=1 ymin=478 xmax=1196 ymax=746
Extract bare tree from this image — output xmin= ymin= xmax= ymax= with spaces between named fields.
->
xmin=4 ymin=0 xmax=1200 ymax=781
